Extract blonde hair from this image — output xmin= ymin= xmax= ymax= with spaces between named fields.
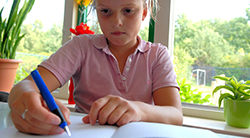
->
xmin=89 ymin=0 xmax=159 ymax=20
xmin=145 ymin=0 xmax=159 ymax=20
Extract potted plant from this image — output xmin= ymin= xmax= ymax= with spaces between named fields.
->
xmin=0 ymin=0 xmax=34 ymax=92
xmin=212 ymin=75 xmax=250 ymax=128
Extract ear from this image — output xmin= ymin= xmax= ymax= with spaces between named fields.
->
xmin=142 ymin=5 xmax=148 ymax=21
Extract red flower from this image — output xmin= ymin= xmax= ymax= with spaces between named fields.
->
xmin=70 ymin=22 xmax=94 ymax=36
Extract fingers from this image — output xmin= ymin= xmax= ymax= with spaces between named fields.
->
xmin=100 ymin=98 xmax=129 ymax=125
xmin=10 ymin=91 xmax=70 ymax=135
xmin=88 ymin=95 xmax=141 ymax=126
xmin=82 ymin=115 xmax=90 ymax=124
xmin=97 ymin=97 xmax=122 ymax=125
xmin=11 ymin=112 xmax=64 ymax=135
xmin=88 ymin=96 xmax=109 ymax=125
xmin=115 ymin=110 xmax=137 ymax=126
xmin=23 ymin=93 xmax=61 ymax=125
xmin=55 ymin=98 xmax=71 ymax=125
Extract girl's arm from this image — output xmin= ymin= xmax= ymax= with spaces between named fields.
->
xmin=140 ymin=87 xmax=183 ymax=125
xmin=83 ymin=87 xmax=183 ymax=126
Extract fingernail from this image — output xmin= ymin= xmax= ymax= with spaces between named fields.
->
xmin=90 ymin=119 xmax=94 ymax=125
xmin=83 ymin=117 xmax=89 ymax=123
xmin=56 ymin=128 xmax=64 ymax=134
xmin=53 ymin=118 xmax=61 ymax=125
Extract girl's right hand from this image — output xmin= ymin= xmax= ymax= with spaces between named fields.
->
xmin=10 ymin=91 xmax=71 ymax=135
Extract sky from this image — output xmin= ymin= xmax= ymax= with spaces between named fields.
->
xmin=174 ymin=0 xmax=250 ymax=22
xmin=0 ymin=0 xmax=65 ymax=31
xmin=1 ymin=0 xmax=250 ymax=31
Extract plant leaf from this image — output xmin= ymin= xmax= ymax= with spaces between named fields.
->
xmin=212 ymin=85 xmax=234 ymax=95
xmin=213 ymin=76 xmax=230 ymax=81
xmin=229 ymin=78 xmax=237 ymax=90
xmin=1 ymin=0 xmax=35 ymax=59
xmin=237 ymin=87 xmax=250 ymax=97
xmin=245 ymin=80 xmax=250 ymax=85
xmin=218 ymin=93 xmax=235 ymax=109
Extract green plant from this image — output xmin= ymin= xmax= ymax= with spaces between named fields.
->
xmin=0 ymin=0 xmax=35 ymax=59
xmin=178 ymin=78 xmax=211 ymax=104
xmin=15 ymin=67 xmax=30 ymax=84
xmin=212 ymin=75 xmax=250 ymax=109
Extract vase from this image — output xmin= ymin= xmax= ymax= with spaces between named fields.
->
xmin=224 ymin=99 xmax=250 ymax=128
xmin=0 ymin=59 xmax=22 ymax=93
xmin=68 ymin=78 xmax=75 ymax=104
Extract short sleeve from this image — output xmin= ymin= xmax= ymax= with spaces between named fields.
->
xmin=39 ymin=35 xmax=90 ymax=86
xmin=152 ymin=44 xmax=179 ymax=92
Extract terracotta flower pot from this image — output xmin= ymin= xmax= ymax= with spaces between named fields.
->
xmin=224 ymin=99 xmax=250 ymax=128
xmin=0 ymin=59 xmax=22 ymax=93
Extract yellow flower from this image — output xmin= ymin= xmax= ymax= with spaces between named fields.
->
xmin=76 ymin=0 xmax=92 ymax=7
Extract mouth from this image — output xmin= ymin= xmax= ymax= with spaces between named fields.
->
xmin=111 ymin=31 xmax=125 ymax=36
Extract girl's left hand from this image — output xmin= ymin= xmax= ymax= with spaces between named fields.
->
xmin=82 ymin=95 xmax=142 ymax=126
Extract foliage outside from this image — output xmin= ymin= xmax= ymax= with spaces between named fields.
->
xmin=212 ymin=75 xmax=250 ymax=109
xmin=174 ymin=12 xmax=250 ymax=68
xmin=0 ymin=0 xmax=34 ymax=59
xmin=15 ymin=53 xmax=48 ymax=84
xmin=178 ymin=79 xmax=211 ymax=104
xmin=173 ymin=4 xmax=250 ymax=105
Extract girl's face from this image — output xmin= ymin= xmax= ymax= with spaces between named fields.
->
xmin=95 ymin=0 xmax=147 ymax=48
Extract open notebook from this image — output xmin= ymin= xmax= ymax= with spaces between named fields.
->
xmin=0 ymin=116 xmax=220 ymax=138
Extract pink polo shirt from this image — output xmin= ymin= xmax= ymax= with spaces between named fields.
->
xmin=40 ymin=34 xmax=179 ymax=113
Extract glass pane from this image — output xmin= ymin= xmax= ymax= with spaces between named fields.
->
xmin=174 ymin=0 xmax=250 ymax=107
xmin=1 ymin=0 xmax=65 ymax=83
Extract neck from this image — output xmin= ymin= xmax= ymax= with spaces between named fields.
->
xmin=108 ymin=37 xmax=139 ymax=55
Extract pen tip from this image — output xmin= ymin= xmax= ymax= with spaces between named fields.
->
xmin=64 ymin=126 xmax=71 ymax=137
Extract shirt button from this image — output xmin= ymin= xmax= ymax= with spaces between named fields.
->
xmin=126 ymin=67 xmax=129 ymax=71
xmin=122 ymin=77 xmax=126 ymax=80
xmin=128 ymin=58 xmax=132 ymax=63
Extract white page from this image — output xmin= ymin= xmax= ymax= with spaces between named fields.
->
xmin=0 ymin=116 xmax=117 ymax=138
xmin=0 ymin=116 xmax=220 ymax=138
xmin=111 ymin=122 xmax=220 ymax=138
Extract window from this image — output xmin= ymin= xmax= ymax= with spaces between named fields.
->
xmin=150 ymin=0 xmax=250 ymax=120
xmin=173 ymin=0 xmax=250 ymax=107
xmin=171 ymin=0 xmax=250 ymax=119
xmin=1 ymin=0 xmax=65 ymax=84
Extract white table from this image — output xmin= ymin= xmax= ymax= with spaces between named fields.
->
xmin=0 ymin=102 xmax=13 ymax=130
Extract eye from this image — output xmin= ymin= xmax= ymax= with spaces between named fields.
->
xmin=123 ymin=9 xmax=133 ymax=14
xmin=101 ymin=9 xmax=111 ymax=14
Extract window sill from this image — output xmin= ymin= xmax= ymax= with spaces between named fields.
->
xmin=58 ymin=99 xmax=250 ymax=137
xmin=182 ymin=103 xmax=250 ymax=137
xmin=58 ymin=99 xmax=75 ymax=112
xmin=183 ymin=116 xmax=250 ymax=137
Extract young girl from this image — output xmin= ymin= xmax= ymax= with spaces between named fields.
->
xmin=8 ymin=0 xmax=183 ymax=135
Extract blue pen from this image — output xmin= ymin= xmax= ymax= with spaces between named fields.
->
xmin=31 ymin=70 xmax=71 ymax=136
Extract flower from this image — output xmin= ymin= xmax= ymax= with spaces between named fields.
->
xmin=70 ymin=22 xmax=94 ymax=36
xmin=76 ymin=0 xmax=92 ymax=7
xmin=76 ymin=0 xmax=92 ymax=24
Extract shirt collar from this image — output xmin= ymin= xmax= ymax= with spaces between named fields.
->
xmin=90 ymin=34 xmax=150 ymax=53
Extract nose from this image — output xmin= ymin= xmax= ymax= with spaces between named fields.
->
xmin=111 ymin=13 xmax=123 ymax=28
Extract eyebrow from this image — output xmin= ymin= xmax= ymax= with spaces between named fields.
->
xmin=96 ymin=2 xmax=139 ymax=8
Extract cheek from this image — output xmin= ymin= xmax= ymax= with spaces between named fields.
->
xmin=97 ymin=17 xmax=108 ymax=30
xmin=127 ymin=16 xmax=142 ymax=28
